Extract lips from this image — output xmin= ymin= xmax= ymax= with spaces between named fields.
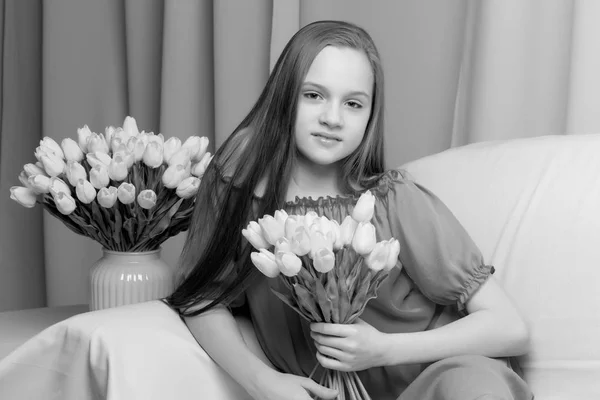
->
xmin=312 ymin=132 xmax=342 ymax=141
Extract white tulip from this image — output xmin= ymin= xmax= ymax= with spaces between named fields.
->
xmin=40 ymin=137 xmax=65 ymax=159
xmin=122 ymin=116 xmax=140 ymax=138
xmin=162 ymin=164 xmax=188 ymax=189
xmin=97 ymin=186 xmax=118 ymax=208
xmin=352 ymin=190 xmax=376 ymax=222
xmin=28 ymin=174 xmax=51 ymax=194
xmin=75 ymin=179 xmax=97 ymax=204
xmin=77 ymin=125 xmax=93 ymax=153
xmin=49 ymin=177 xmax=71 ymax=197
xmin=86 ymin=151 xmax=112 ymax=169
xmin=89 ymin=164 xmax=110 ymax=189
xmin=175 ymin=176 xmax=200 ymax=199
xmin=163 ymin=137 xmax=182 ymax=164
xmin=40 ymin=153 xmax=66 ymax=177
xmin=23 ymin=163 xmax=47 ymax=177
xmin=10 ymin=186 xmax=37 ymax=208
xmin=65 ymin=161 xmax=87 ymax=186
xmin=61 ymin=138 xmax=84 ymax=162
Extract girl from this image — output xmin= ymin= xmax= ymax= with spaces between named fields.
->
xmin=165 ymin=20 xmax=533 ymax=400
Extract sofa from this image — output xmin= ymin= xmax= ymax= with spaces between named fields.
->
xmin=1 ymin=133 xmax=599 ymax=399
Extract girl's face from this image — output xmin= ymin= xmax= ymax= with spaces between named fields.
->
xmin=294 ymin=46 xmax=374 ymax=168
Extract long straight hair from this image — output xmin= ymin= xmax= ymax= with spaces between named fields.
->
xmin=165 ymin=20 xmax=386 ymax=317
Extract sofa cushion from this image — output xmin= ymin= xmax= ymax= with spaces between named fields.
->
xmin=401 ymin=133 xmax=600 ymax=398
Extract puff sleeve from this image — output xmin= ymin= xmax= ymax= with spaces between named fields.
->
xmin=383 ymin=170 xmax=494 ymax=310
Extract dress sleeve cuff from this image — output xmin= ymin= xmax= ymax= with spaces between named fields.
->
xmin=456 ymin=264 xmax=496 ymax=312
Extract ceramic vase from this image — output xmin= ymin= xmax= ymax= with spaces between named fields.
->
xmin=89 ymin=247 xmax=174 ymax=311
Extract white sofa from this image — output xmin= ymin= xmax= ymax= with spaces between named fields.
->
xmin=1 ymin=134 xmax=599 ymax=399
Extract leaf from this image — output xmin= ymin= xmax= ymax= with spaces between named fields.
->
xmin=270 ymin=288 xmax=313 ymax=322
xmin=123 ymin=218 xmax=137 ymax=245
xmin=293 ymin=284 xmax=323 ymax=322
xmin=147 ymin=198 xmax=183 ymax=238
xmin=113 ymin=207 xmax=123 ymax=248
xmin=314 ymin=279 xmax=332 ymax=323
xmin=323 ymin=272 xmax=340 ymax=323
xmin=41 ymin=203 xmax=85 ymax=236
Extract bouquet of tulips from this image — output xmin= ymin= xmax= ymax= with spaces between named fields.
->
xmin=242 ymin=191 xmax=401 ymax=400
xmin=9 ymin=116 xmax=212 ymax=252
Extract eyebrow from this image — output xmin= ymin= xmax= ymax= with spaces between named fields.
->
xmin=302 ymin=81 xmax=371 ymax=100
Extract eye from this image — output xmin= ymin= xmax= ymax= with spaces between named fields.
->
xmin=346 ymin=101 xmax=363 ymax=109
xmin=303 ymin=92 xmax=322 ymax=100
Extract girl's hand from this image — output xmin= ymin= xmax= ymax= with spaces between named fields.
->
xmin=249 ymin=369 xmax=338 ymax=400
xmin=310 ymin=319 xmax=387 ymax=372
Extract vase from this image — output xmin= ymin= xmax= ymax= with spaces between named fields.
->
xmin=89 ymin=247 xmax=175 ymax=311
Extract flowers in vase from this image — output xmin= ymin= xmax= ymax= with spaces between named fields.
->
xmin=242 ymin=190 xmax=401 ymax=400
xmin=10 ymin=116 xmax=213 ymax=252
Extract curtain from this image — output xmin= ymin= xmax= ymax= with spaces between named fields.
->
xmin=2 ymin=0 xmax=599 ymax=312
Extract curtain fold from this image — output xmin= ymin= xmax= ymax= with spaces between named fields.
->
xmin=2 ymin=0 xmax=599 ymax=311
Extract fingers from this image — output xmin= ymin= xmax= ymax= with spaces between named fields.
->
xmin=301 ymin=378 xmax=339 ymax=399
xmin=310 ymin=322 xmax=354 ymax=336
xmin=311 ymin=331 xmax=353 ymax=351
xmin=315 ymin=343 xmax=350 ymax=362
xmin=316 ymin=351 xmax=351 ymax=372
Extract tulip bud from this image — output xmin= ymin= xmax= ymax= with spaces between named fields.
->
xmin=49 ymin=177 xmax=71 ymax=197
xmin=54 ymin=192 xmax=76 ymax=215
xmin=87 ymin=133 xmax=109 ymax=154
xmin=192 ymin=136 xmax=210 ymax=162
xmin=127 ymin=136 xmax=146 ymax=162
xmin=365 ymin=241 xmax=390 ymax=271
xmin=276 ymin=251 xmax=302 ymax=277
xmin=275 ymin=237 xmax=293 ymax=255
xmin=76 ymin=179 xmax=97 ymax=204
xmin=40 ymin=137 xmax=65 ymax=160
xmin=258 ymin=215 xmax=286 ymax=246
xmin=351 ymin=222 xmax=377 ymax=256
xmin=191 ymin=152 xmax=213 ymax=178
xmin=18 ymin=171 xmax=34 ymax=189
xmin=385 ymin=239 xmax=401 ymax=271
xmin=163 ymin=137 xmax=182 ymax=164
xmin=142 ymin=141 xmax=163 ymax=168
xmin=284 ymin=216 xmax=302 ymax=240
xmin=24 ymin=163 xmax=47 ymax=177
xmin=110 ymin=137 xmax=123 ymax=154
xmin=290 ymin=226 xmax=311 ymax=256
xmin=176 ymin=176 xmax=200 ymax=199
xmin=313 ymin=248 xmax=335 ymax=273
xmin=10 ymin=186 xmax=37 ymax=208
xmin=309 ymin=230 xmax=332 ymax=258
xmin=137 ymin=189 xmax=157 ymax=209
xmin=117 ymin=182 xmax=135 ymax=204
xmin=330 ymin=219 xmax=343 ymax=250
xmin=86 ymin=151 xmax=112 ymax=169
xmin=168 ymin=148 xmax=192 ymax=168
xmin=181 ymin=136 xmax=204 ymax=162
xmin=113 ymin=145 xmax=135 ymax=168
xmin=250 ymin=249 xmax=280 ymax=278
xmin=77 ymin=125 xmax=93 ymax=153
xmin=34 ymin=145 xmax=51 ymax=162
xmin=65 ymin=161 xmax=87 ymax=186
xmin=97 ymin=186 xmax=118 ymax=208
xmin=340 ymin=215 xmax=358 ymax=246
xmin=28 ymin=174 xmax=51 ymax=194
xmin=274 ymin=209 xmax=288 ymax=226
xmin=303 ymin=211 xmax=318 ymax=229
xmin=162 ymin=164 xmax=188 ymax=189
xmin=147 ymin=133 xmax=164 ymax=147
xmin=108 ymin=154 xmax=129 ymax=181
xmin=61 ymin=138 xmax=84 ymax=162
xmin=104 ymin=126 xmax=116 ymax=148
xmin=89 ymin=164 xmax=110 ymax=189
xmin=40 ymin=153 xmax=66 ymax=177
xmin=242 ymin=221 xmax=270 ymax=250
xmin=352 ymin=190 xmax=375 ymax=222
xmin=122 ymin=116 xmax=140 ymax=138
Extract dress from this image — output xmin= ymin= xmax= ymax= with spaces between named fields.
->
xmin=239 ymin=169 xmax=533 ymax=400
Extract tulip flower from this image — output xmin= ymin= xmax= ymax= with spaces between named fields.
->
xmin=117 ymin=182 xmax=136 ymax=204
xmin=258 ymin=214 xmax=286 ymax=246
xmin=76 ymin=179 xmax=97 ymax=204
xmin=181 ymin=136 xmax=208 ymax=162
xmin=34 ymin=145 xmax=50 ymax=162
xmin=137 ymin=189 xmax=157 ymax=209
xmin=127 ymin=136 xmax=146 ymax=162
xmin=97 ymin=186 xmax=118 ymax=208
xmin=274 ymin=209 xmax=288 ymax=225
xmin=351 ymin=222 xmax=377 ymax=256
xmin=40 ymin=137 xmax=65 ymax=160
xmin=284 ymin=216 xmax=302 ymax=240
xmin=176 ymin=177 xmax=200 ymax=199
xmin=275 ymin=237 xmax=293 ymax=255
xmin=87 ymin=133 xmax=109 ymax=154
xmin=242 ymin=221 xmax=270 ymax=250
xmin=61 ymin=138 xmax=84 ymax=162
xmin=77 ymin=125 xmax=93 ymax=152
xmin=340 ymin=215 xmax=358 ymax=246
xmin=313 ymin=247 xmax=335 ymax=273
xmin=10 ymin=186 xmax=37 ymax=208
xmin=313 ymin=216 xmax=337 ymax=247
xmin=122 ymin=116 xmax=140 ymax=138
xmin=28 ymin=174 xmax=51 ymax=194
xmin=250 ymin=249 xmax=280 ymax=278
xmin=191 ymin=152 xmax=212 ymax=177
xmin=108 ymin=154 xmax=129 ymax=181
xmin=142 ymin=141 xmax=163 ymax=168
xmin=385 ymin=239 xmax=401 ymax=271
xmin=110 ymin=137 xmax=123 ymax=154
xmin=54 ymin=192 xmax=76 ymax=215
xmin=168 ymin=147 xmax=192 ymax=168
xmin=352 ymin=190 xmax=375 ymax=222
xmin=49 ymin=177 xmax=71 ymax=197
xmin=86 ymin=151 xmax=112 ymax=169
xmin=65 ymin=161 xmax=87 ymax=186
xmin=289 ymin=226 xmax=311 ymax=256
xmin=18 ymin=171 xmax=33 ymax=189
xmin=276 ymin=251 xmax=302 ymax=277
xmin=309 ymin=229 xmax=332 ymax=258
xmin=330 ymin=219 xmax=343 ymax=251
xmin=113 ymin=146 xmax=135 ymax=168
xmin=162 ymin=164 xmax=188 ymax=189
xmin=163 ymin=137 xmax=182 ymax=164
xmin=365 ymin=241 xmax=390 ymax=271
xmin=104 ymin=126 xmax=116 ymax=148
xmin=40 ymin=153 xmax=66 ymax=177
xmin=23 ymin=163 xmax=47 ymax=177
xmin=303 ymin=211 xmax=319 ymax=229
xmin=147 ymin=133 xmax=164 ymax=147
xmin=89 ymin=164 xmax=110 ymax=189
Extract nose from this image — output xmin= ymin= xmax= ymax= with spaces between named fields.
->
xmin=319 ymin=102 xmax=343 ymax=129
